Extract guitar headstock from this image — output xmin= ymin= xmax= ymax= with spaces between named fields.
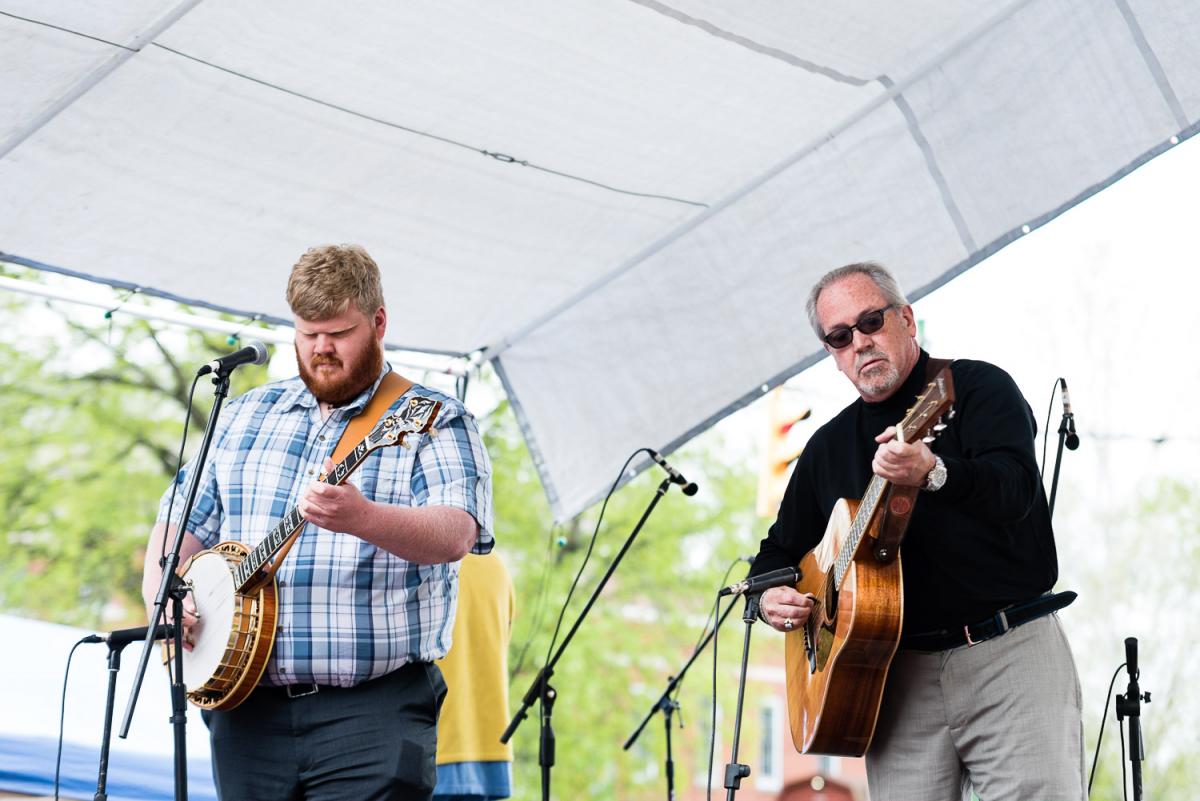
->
xmin=896 ymin=370 xmax=956 ymax=445
xmin=366 ymin=396 xmax=443 ymax=451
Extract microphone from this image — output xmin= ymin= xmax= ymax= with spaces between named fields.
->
xmin=198 ymin=340 xmax=270 ymax=376
xmin=647 ymin=449 xmax=698 ymax=496
xmin=719 ymin=566 xmax=799 ymax=597
xmin=1061 ymin=378 xmax=1079 ymax=450
xmin=1125 ymin=636 xmax=1139 ymax=680
xmin=84 ymin=624 xmax=176 ymax=648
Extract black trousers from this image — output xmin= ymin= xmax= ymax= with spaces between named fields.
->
xmin=202 ymin=662 xmax=447 ymax=801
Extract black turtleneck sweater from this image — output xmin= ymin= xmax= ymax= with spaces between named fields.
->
xmin=752 ymin=350 xmax=1059 ymax=635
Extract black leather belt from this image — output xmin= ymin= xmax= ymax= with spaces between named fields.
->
xmin=258 ymin=681 xmax=326 ymax=700
xmin=261 ymin=661 xmax=429 ymax=700
xmin=901 ymin=590 xmax=1077 ymax=651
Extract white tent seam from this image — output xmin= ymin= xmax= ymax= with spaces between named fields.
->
xmin=477 ymin=0 xmax=1038 ymax=365
xmin=148 ymin=42 xmax=708 ymax=209
xmin=627 ymin=0 xmax=872 ymax=86
xmin=0 ymin=1 xmax=204 ymax=160
xmin=1112 ymin=0 xmax=1188 ymax=128
xmin=879 ymin=74 xmax=978 ymax=254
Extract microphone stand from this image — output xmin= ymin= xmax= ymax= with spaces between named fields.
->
xmin=501 ymin=476 xmax=677 ymax=801
xmin=721 ymin=591 xmax=764 ymax=800
xmin=119 ymin=367 xmax=235 ymax=801
xmin=1115 ymin=637 xmax=1150 ymax=801
xmin=94 ymin=627 xmax=174 ymax=801
xmin=624 ymin=584 xmax=743 ymax=801
xmin=1047 ymin=380 xmax=1075 ymax=519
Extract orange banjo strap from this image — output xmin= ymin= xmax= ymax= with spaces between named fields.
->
xmin=259 ymin=371 xmax=414 ymax=580
xmin=331 ymin=371 xmax=414 ymax=463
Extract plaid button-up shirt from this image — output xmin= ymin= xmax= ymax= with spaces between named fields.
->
xmin=158 ymin=366 xmax=493 ymax=687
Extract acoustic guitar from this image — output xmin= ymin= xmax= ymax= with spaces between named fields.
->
xmin=169 ymin=394 xmax=442 ymax=710
xmin=784 ymin=371 xmax=954 ymax=756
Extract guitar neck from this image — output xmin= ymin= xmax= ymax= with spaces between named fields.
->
xmin=233 ymin=439 xmax=374 ymax=591
xmin=833 ymin=474 xmax=890 ymax=588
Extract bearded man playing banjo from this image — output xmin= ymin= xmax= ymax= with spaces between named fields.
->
xmin=141 ymin=244 xmax=493 ymax=801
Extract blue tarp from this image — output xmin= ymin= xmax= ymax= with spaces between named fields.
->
xmin=0 ymin=736 xmax=216 ymax=801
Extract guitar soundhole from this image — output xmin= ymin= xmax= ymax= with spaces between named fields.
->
xmin=806 ymin=571 xmax=840 ymax=673
xmin=822 ymin=570 xmax=839 ymax=627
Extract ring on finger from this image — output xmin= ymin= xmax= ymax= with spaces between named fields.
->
xmin=783 ymin=618 xmax=793 ymax=630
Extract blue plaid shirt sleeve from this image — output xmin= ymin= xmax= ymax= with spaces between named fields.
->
xmin=156 ymin=423 xmax=230 ymax=548
xmin=411 ymin=403 xmax=494 ymax=555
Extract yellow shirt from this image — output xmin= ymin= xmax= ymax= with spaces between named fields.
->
xmin=435 ymin=552 xmax=516 ymax=764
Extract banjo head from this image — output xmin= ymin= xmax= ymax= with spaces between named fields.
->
xmin=179 ymin=549 xmax=238 ymax=689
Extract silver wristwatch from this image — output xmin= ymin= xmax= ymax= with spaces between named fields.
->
xmin=923 ymin=455 xmax=947 ymax=492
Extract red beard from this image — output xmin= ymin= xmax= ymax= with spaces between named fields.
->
xmin=296 ymin=335 xmax=383 ymax=405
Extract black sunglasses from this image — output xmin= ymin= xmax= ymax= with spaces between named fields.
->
xmin=822 ymin=305 xmax=895 ymax=349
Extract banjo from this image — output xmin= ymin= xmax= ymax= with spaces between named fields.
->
xmin=169 ymin=394 xmax=442 ymax=710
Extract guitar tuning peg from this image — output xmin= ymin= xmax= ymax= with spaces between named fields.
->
xmin=400 ymin=439 xmax=413 ymax=449
xmin=948 ymin=408 xmax=956 ymax=420
xmin=428 ymin=427 xmax=440 ymax=438
xmin=922 ymin=435 xmax=936 ymax=444
xmin=933 ymin=423 xmax=947 ymax=432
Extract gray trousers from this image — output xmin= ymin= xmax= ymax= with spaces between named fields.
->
xmin=866 ymin=614 xmax=1085 ymax=801
xmin=202 ymin=661 xmax=446 ymax=801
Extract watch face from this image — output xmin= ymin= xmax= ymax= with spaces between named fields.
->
xmin=926 ymin=457 xmax=947 ymax=491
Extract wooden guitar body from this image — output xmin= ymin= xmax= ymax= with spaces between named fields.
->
xmin=781 ymin=367 xmax=954 ymax=756
xmin=785 ymin=498 xmax=902 ymax=756
xmin=173 ymin=541 xmax=277 ymax=710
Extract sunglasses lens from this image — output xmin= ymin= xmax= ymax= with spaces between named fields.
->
xmin=824 ymin=307 xmax=890 ymax=349
xmin=858 ymin=310 xmax=886 ymax=335
xmin=826 ymin=328 xmax=853 ymax=349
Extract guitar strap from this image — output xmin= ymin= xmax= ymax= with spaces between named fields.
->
xmin=259 ymin=370 xmax=414 ymax=580
xmin=331 ymin=371 xmax=415 ymax=463
xmin=872 ymin=357 xmax=953 ymax=564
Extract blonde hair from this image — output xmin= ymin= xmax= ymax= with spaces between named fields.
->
xmin=286 ymin=244 xmax=385 ymax=320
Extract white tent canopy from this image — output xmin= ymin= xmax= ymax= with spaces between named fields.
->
xmin=2 ymin=0 xmax=1197 ymax=518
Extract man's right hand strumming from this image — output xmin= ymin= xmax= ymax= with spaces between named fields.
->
xmin=760 ymin=586 xmax=815 ymax=633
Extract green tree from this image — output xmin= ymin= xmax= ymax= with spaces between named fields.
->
xmin=0 ymin=269 xmax=272 ymax=625
xmin=2 ymin=266 xmax=786 ymax=801
xmin=1080 ymin=477 xmax=1200 ymax=799
xmin=482 ymin=398 xmax=776 ymax=800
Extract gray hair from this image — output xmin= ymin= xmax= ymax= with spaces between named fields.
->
xmin=805 ymin=261 xmax=910 ymax=341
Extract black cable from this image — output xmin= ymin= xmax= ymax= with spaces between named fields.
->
xmin=1088 ymin=662 xmax=1127 ymax=796
xmin=0 ymin=10 xmax=135 ymax=51
xmin=54 ymin=636 xmax=93 ymax=801
xmin=1119 ymin=712 xmax=1129 ymax=801
xmin=534 ymin=447 xmax=657 ymax=761
xmin=158 ymin=371 xmax=203 ymax=565
xmin=686 ymin=558 xmax=742 ymax=666
xmin=541 ymin=448 xmax=649 ymax=669
xmin=509 ymin=521 xmax=560 ymax=679
xmin=668 ymin=556 xmax=744 ymax=757
xmin=156 ymin=371 xmax=204 ymax=685
xmin=1 ymin=12 xmax=708 ymax=209
xmin=1039 ymin=377 xmax=1061 ymax=480
xmin=707 ymin=591 xmax=724 ymax=801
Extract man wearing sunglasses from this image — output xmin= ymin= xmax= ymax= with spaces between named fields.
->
xmin=750 ymin=262 xmax=1083 ymax=800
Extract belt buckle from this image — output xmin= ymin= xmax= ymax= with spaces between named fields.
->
xmin=964 ymin=609 xmax=1009 ymax=648
xmin=285 ymin=683 xmax=319 ymax=699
